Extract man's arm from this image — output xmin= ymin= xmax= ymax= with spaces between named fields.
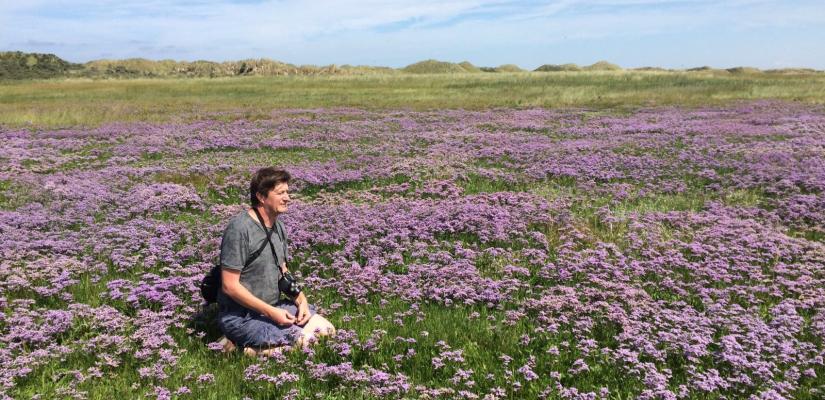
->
xmin=221 ymin=268 xmax=296 ymax=326
xmin=280 ymin=223 xmax=310 ymax=325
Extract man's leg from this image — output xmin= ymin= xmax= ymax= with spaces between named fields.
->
xmin=297 ymin=314 xmax=336 ymax=347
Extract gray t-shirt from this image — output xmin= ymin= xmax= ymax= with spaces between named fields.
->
xmin=217 ymin=210 xmax=289 ymax=312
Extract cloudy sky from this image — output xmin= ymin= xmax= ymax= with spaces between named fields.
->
xmin=1 ymin=0 xmax=824 ymax=69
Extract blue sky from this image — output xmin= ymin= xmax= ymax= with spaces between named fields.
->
xmin=2 ymin=0 xmax=824 ymax=69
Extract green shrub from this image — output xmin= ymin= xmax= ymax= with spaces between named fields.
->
xmin=402 ymin=59 xmax=469 ymax=74
xmin=534 ymin=63 xmax=581 ymax=72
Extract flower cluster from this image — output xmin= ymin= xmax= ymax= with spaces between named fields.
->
xmin=1 ymin=101 xmax=824 ymax=398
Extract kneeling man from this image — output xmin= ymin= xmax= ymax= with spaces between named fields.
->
xmin=218 ymin=168 xmax=334 ymax=354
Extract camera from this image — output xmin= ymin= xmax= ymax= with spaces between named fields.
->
xmin=279 ymin=271 xmax=302 ymax=298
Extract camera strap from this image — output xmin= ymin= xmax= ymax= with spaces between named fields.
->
xmin=252 ymin=207 xmax=288 ymax=274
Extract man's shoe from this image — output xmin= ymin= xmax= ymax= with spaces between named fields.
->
xmin=242 ymin=346 xmax=285 ymax=357
xmin=217 ymin=336 xmax=236 ymax=353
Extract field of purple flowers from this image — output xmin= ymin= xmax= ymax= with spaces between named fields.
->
xmin=1 ymin=101 xmax=824 ymax=399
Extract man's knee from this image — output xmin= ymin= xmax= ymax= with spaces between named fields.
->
xmin=302 ymin=314 xmax=336 ymax=338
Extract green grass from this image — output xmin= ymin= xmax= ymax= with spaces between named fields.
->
xmin=0 ymin=179 xmax=39 ymax=210
xmin=459 ymin=173 xmax=530 ymax=194
xmin=134 ymin=147 xmax=335 ymax=170
xmin=10 ymin=282 xmax=645 ymax=399
xmin=4 ymin=76 xmax=824 ymax=398
xmin=721 ymin=188 xmax=766 ymax=207
xmin=152 ymin=171 xmax=225 ymax=193
xmin=2 ymin=71 xmax=825 ymax=128
xmin=7 ymin=172 xmax=823 ymax=398
xmin=297 ymin=174 xmax=414 ymax=199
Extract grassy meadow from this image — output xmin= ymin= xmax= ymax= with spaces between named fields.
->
xmin=2 ymin=70 xmax=825 ymax=128
xmin=1 ymin=72 xmax=825 ymax=400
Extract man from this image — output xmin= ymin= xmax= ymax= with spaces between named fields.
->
xmin=217 ymin=168 xmax=335 ymax=355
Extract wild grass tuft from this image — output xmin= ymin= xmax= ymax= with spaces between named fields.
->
xmin=3 ymin=71 xmax=825 ymax=128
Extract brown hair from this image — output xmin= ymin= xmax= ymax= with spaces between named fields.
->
xmin=250 ymin=168 xmax=291 ymax=207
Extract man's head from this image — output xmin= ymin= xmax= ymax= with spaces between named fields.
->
xmin=250 ymin=168 xmax=291 ymax=213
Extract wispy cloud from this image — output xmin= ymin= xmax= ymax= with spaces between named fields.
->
xmin=1 ymin=0 xmax=823 ymax=68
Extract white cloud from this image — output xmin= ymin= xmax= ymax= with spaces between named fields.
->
xmin=1 ymin=0 xmax=824 ymax=68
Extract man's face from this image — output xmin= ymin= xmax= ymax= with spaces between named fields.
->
xmin=260 ymin=182 xmax=290 ymax=214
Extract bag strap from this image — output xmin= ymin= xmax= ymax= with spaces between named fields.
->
xmin=244 ymin=222 xmax=273 ymax=268
xmin=252 ymin=207 xmax=287 ymax=274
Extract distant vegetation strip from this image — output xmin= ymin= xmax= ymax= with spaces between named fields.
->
xmin=1 ymin=51 xmax=821 ymax=80
xmin=2 ymin=72 xmax=825 ymax=128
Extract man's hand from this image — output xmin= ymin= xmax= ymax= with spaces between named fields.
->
xmin=296 ymin=301 xmax=311 ymax=325
xmin=266 ymin=307 xmax=296 ymax=326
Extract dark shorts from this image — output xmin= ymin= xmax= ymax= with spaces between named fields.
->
xmin=218 ymin=300 xmax=317 ymax=349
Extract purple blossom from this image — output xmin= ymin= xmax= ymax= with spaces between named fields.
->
xmin=2 ymin=104 xmax=825 ymax=399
